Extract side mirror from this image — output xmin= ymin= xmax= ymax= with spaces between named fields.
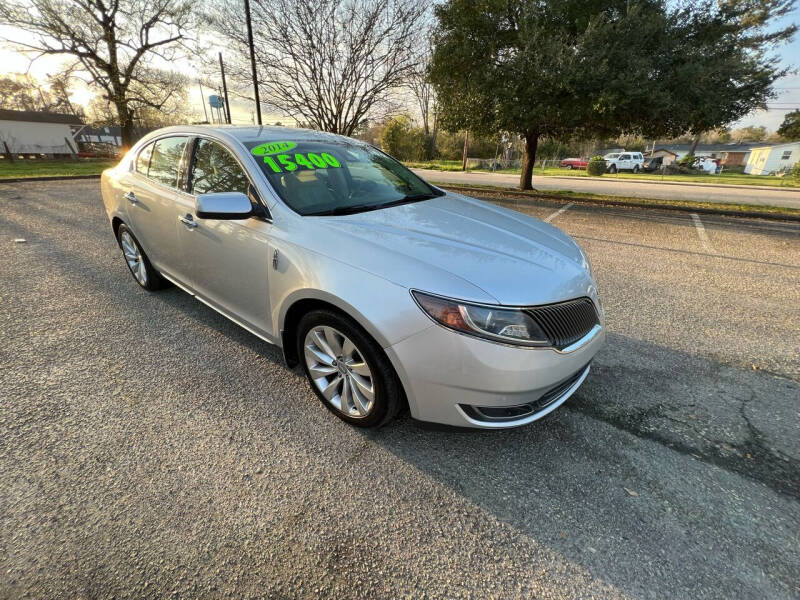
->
xmin=196 ymin=192 xmax=253 ymax=220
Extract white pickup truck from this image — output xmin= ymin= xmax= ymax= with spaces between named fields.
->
xmin=603 ymin=151 xmax=644 ymax=174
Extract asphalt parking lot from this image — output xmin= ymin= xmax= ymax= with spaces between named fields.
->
xmin=1 ymin=179 xmax=799 ymax=599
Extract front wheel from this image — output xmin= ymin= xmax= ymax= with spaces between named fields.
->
xmin=298 ymin=309 xmax=403 ymax=427
xmin=566 ymin=164 xmax=573 ymax=170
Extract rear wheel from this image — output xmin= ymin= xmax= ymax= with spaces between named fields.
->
xmin=633 ymin=165 xmax=640 ymax=174
xmin=117 ymin=224 xmax=166 ymax=291
xmin=566 ymin=164 xmax=573 ymax=170
xmin=298 ymin=309 xmax=403 ymax=427
xmin=608 ymin=164 xmax=617 ymax=174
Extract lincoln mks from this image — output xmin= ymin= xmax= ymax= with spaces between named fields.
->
xmin=101 ymin=126 xmax=604 ymax=428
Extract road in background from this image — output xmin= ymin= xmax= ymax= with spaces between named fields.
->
xmin=2 ymin=180 xmax=799 ymax=599
xmin=413 ymin=168 xmax=800 ymax=209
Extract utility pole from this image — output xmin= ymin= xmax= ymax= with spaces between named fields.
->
xmin=244 ymin=0 xmax=262 ymax=125
xmin=218 ymin=52 xmax=232 ymax=124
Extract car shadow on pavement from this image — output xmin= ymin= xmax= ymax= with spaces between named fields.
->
xmin=357 ymin=333 xmax=800 ymax=598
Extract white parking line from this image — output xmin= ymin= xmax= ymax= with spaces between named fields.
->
xmin=691 ymin=213 xmax=716 ymax=254
xmin=544 ymin=202 xmax=574 ymax=223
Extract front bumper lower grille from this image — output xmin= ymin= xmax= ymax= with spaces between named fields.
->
xmin=526 ymin=297 xmax=600 ymax=350
xmin=461 ymin=363 xmax=590 ymax=423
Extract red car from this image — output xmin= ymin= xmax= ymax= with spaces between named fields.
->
xmin=560 ymin=157 xmax=589 ymax=169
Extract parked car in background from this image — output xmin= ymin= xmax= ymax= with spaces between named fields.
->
xmin=77 ymin=142 xmax=122 ymax=159
xmin=642 ymin=156 xmax=663 ymax=172
xmin=100 ymin=125 xmax=604 ymax=430
xmin=559 ymin=157 xmax=589 ymax=170
xmin=604 ymin=151 xmax=644 ymax=173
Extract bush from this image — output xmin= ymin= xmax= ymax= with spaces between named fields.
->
xmin=792 ymin=161 xmax=800 ymax=183
xmin=380 ymin=116 xmax=426 ymax=161
xmin=586 ymin=155 xmax=606 ymax=176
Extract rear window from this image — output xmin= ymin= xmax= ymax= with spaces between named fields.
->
xmin=136 ymin=143 xmax=153 ymax=173
xmin=245 ymin=139 xmax=442 ymax=216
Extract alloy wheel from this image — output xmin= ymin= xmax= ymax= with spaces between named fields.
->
xmin=303 ymin=325 xmax=375 ymax=418
xmin=120 ymin=230 xmax=148 ymax=286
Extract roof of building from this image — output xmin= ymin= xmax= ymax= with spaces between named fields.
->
xmin=0 ymin=109 xmax=83 ymax=125
xmin=652 ymin=142 xmax=762 ymax=154
xmin=748 ymin=141 xmax=800 ymax=151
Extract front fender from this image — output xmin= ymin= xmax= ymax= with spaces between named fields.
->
xmin=271 ymin=242 xmax=432 ymax=350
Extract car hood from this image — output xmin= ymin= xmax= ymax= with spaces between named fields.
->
xmin=312 ymin=193 xmax=594 ymax=306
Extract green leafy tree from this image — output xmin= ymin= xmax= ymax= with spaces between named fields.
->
xmin=777 ymin=110 xmax=800 ymax=141
xmin=429 ymin=0 xmax=796 ymax=190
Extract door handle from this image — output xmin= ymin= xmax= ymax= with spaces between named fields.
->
xmin=179 ymin=214 xmax=198 ymax=228
xmin=124 ymin=191 xmax=138 ymax=204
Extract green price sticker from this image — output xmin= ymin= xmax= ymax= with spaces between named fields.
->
xmin=260 ymin=152 xmax=341 ymax=173
xmin=251 ymin=141 xmax=298 ymax=156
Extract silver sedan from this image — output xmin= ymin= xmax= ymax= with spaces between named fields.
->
xmin=100 ymin=126 xmax=604 ymax=428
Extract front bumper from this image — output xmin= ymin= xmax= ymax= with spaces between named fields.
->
xmin=386 ymin=321 xmax=605 ymax=428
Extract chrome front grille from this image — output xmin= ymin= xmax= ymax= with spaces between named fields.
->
xmin=526 ymin=297 xmax=599 ymax=350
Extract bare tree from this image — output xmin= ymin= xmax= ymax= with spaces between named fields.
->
xmin=210 ymin=0 xmax=430 ymax=136
xmin=0 ymin=0 xmax=197 ymax=148
xmin=408 ymin=47 xmax=436 ymax=136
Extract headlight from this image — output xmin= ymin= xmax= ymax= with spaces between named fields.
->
xmin=411 ymin=291 xmax=550 ymax=347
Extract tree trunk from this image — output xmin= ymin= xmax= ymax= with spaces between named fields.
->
xmin=116 ymin=100 xmax=136 ymax=151
xmin=461 ymin=130 xmax=469 ymax=171
xmin=519 ymin=131 xmax=539 ymax=190
xmin=688 ymin=135 xmax=701 ymax=156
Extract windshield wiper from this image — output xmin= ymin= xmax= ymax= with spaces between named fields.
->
xmin=307 ymin=203 xmax=380 ymax=216
xmin=308 ymin=194 xmax=437 ymax=216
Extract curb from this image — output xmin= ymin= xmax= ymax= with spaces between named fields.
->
xmin=436 ymin=184 xmax=800 ymax=223
xmin=413 ymin=168 xmax=799 ymax=193
xmin=537 ymin=174 xmax=799 ymax=193
xmin=0 ymin=174 xmax=102 ymax=184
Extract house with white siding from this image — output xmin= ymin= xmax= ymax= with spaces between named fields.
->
xmin=0 ymin=109 xmax=83 ymax=157
xmin=744 ymin=142 xmax=800 ymax=175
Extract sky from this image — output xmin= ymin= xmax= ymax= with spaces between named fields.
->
xmin=1 ymin=4 xmax=799 ymax=132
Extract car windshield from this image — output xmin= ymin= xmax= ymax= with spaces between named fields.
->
xmin=605 ymin=153 xmax=620 ymax=159
xmin=244 ymin=138 xmax=444 ymax=216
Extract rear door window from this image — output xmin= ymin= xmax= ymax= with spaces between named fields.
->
xmin=148 ymin=137 xmax=188 ymax=188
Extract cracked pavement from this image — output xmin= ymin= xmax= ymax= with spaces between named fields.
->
xmin=1 ymin=180 xmax=799 ymax=599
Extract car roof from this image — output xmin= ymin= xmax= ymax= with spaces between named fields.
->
xmin=141 ymin=124 xmax=350 ymax=145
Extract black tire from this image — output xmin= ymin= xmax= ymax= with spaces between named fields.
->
xmin=297 ymin=308 xmax=403 ymax=428
xmin=566 ymin=164 xmax=573 ymax=170
xmin=608 ymin=164 xmax=617 ymax=174
xmin=116 ymin=223 xmax=167 ymax=291
xmin=632 ymin=165 xmax=640 ymax=174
